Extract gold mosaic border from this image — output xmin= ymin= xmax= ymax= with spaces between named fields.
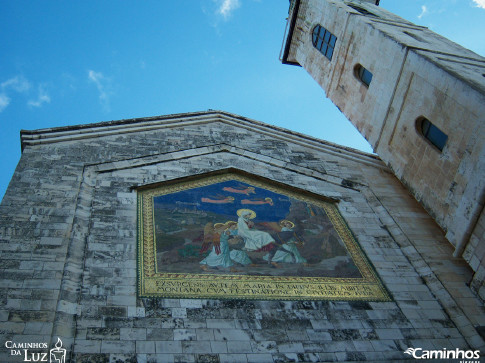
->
xmin=137 ymin=172 xmax=390 ymax=301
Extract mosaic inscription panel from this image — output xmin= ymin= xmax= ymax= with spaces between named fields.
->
xmin=137 ymin=172 xmax=389 ymax=301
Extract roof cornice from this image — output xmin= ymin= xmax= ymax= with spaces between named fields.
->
xmin=281 ymin=0 xmax=301 ymax=66
xmin=20 ymin=109 xmax=385 ymax=169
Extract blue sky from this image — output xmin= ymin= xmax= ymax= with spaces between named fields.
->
xmin=1 ymin=0 xmax=484 ymax=201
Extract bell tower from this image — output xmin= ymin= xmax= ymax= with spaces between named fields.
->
xmin=281 ymin=0 xmax=485 ymax=292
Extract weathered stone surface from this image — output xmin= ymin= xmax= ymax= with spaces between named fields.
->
xmin=1 ymin=109 xmax=484 ymax=362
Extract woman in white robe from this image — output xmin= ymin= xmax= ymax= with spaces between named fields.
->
xmin=237 ymin=209 xmax=275 ymax=251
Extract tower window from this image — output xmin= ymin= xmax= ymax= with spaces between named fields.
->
xmin=312 ymin=25 xmax=337 ymax=61
xmin=354 ymin=64 xmax=373 ymax=87
xmin=417 ymin=117 xmax=448 ymax=151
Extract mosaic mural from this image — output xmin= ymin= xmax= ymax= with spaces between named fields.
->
xmin=137 ymin=172 xmax=390 ymax=301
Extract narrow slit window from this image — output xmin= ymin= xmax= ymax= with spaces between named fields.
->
xmin=354 ymin=64 xmax=373 ymax=87
xmin=418 ymin=117 xmax=448 ymax=151
xmin=312 ymin=25 xmax=337 ymax=61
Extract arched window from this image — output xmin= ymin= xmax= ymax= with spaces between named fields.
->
xmin=416 ymin=117 xmax=448 ymax=151
xmin=354 ymin=64 xmax=373 ymax=87
xmin=312 ymin=25 xmax=337 ymax=61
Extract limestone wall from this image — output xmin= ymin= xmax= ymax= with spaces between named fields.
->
xmin=377 ymin=50 xmax=485 ymax=258
xmin=0 ymin=112 xmax=483 ymax=362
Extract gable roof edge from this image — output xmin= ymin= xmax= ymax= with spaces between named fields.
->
xmin=20 ymin=110 xmax=383 ymax=168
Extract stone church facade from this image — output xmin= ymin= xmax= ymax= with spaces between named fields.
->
xmin=1 ymin=1 xmax=484 ymax=363
xmin=1 ymin=110 xmax=483 ymax=362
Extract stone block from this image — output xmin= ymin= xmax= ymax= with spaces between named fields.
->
xmin=226 ymin=341 xmax=252 ymax=354
xmin=213 ymin=329 xmax=251 ymax=341
xmin=146 ymin=328 xmax=173 ymax=341
xmin=107 ymin=295 xmax=136 ymax=306
xmin=136 ymin=341 xmax=156 ymax=354
xmin=74 ymin=353 xmax=109 ymax=362
xmin=375 ymin=328 xmax=405 ymax=340
xmin=210 ymin=341 xmax=228 ymax=354
xmin=74 ymin=339 xmax=102 ymax=353
xmin=8 ymin=311 xmax=54 ymax=322
xmin=180 ymin=299 xmax=203 ymax=308
xmin=98 ymin=306 xmax=126 ymax=318
xmin=196 ymin=328 xmax=215 ymax=341
xmin=127 ymin=307 xmax=145 ymax=318
xmin=250 ymin=341 xmax=276 ymax=353
xmin=219 ymin=353 xmax=248 ymax=363
xmin=370 ymin=339 xmax=398 ymax=352
xmin=206 ymin=319 xmax=236 ymax=329
xmin=173 ymin=329 xmax=196 ymax=341
xmin=100 ymin=340 xmax=135 ymax=354
xmin=182 ymin=341 xmax=213 ymax=354
xmin=184 ymin=319 xmax=207 ymax=329
xmin=155 ymin=341 xmax=182 ymax=354
xmin=246 ymin=353 xmax=274 ymax=363
xmin=120 ymin=328 xmax=147 ymax=341
xmin=171 ymin=308 xmax=187 ymax=318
